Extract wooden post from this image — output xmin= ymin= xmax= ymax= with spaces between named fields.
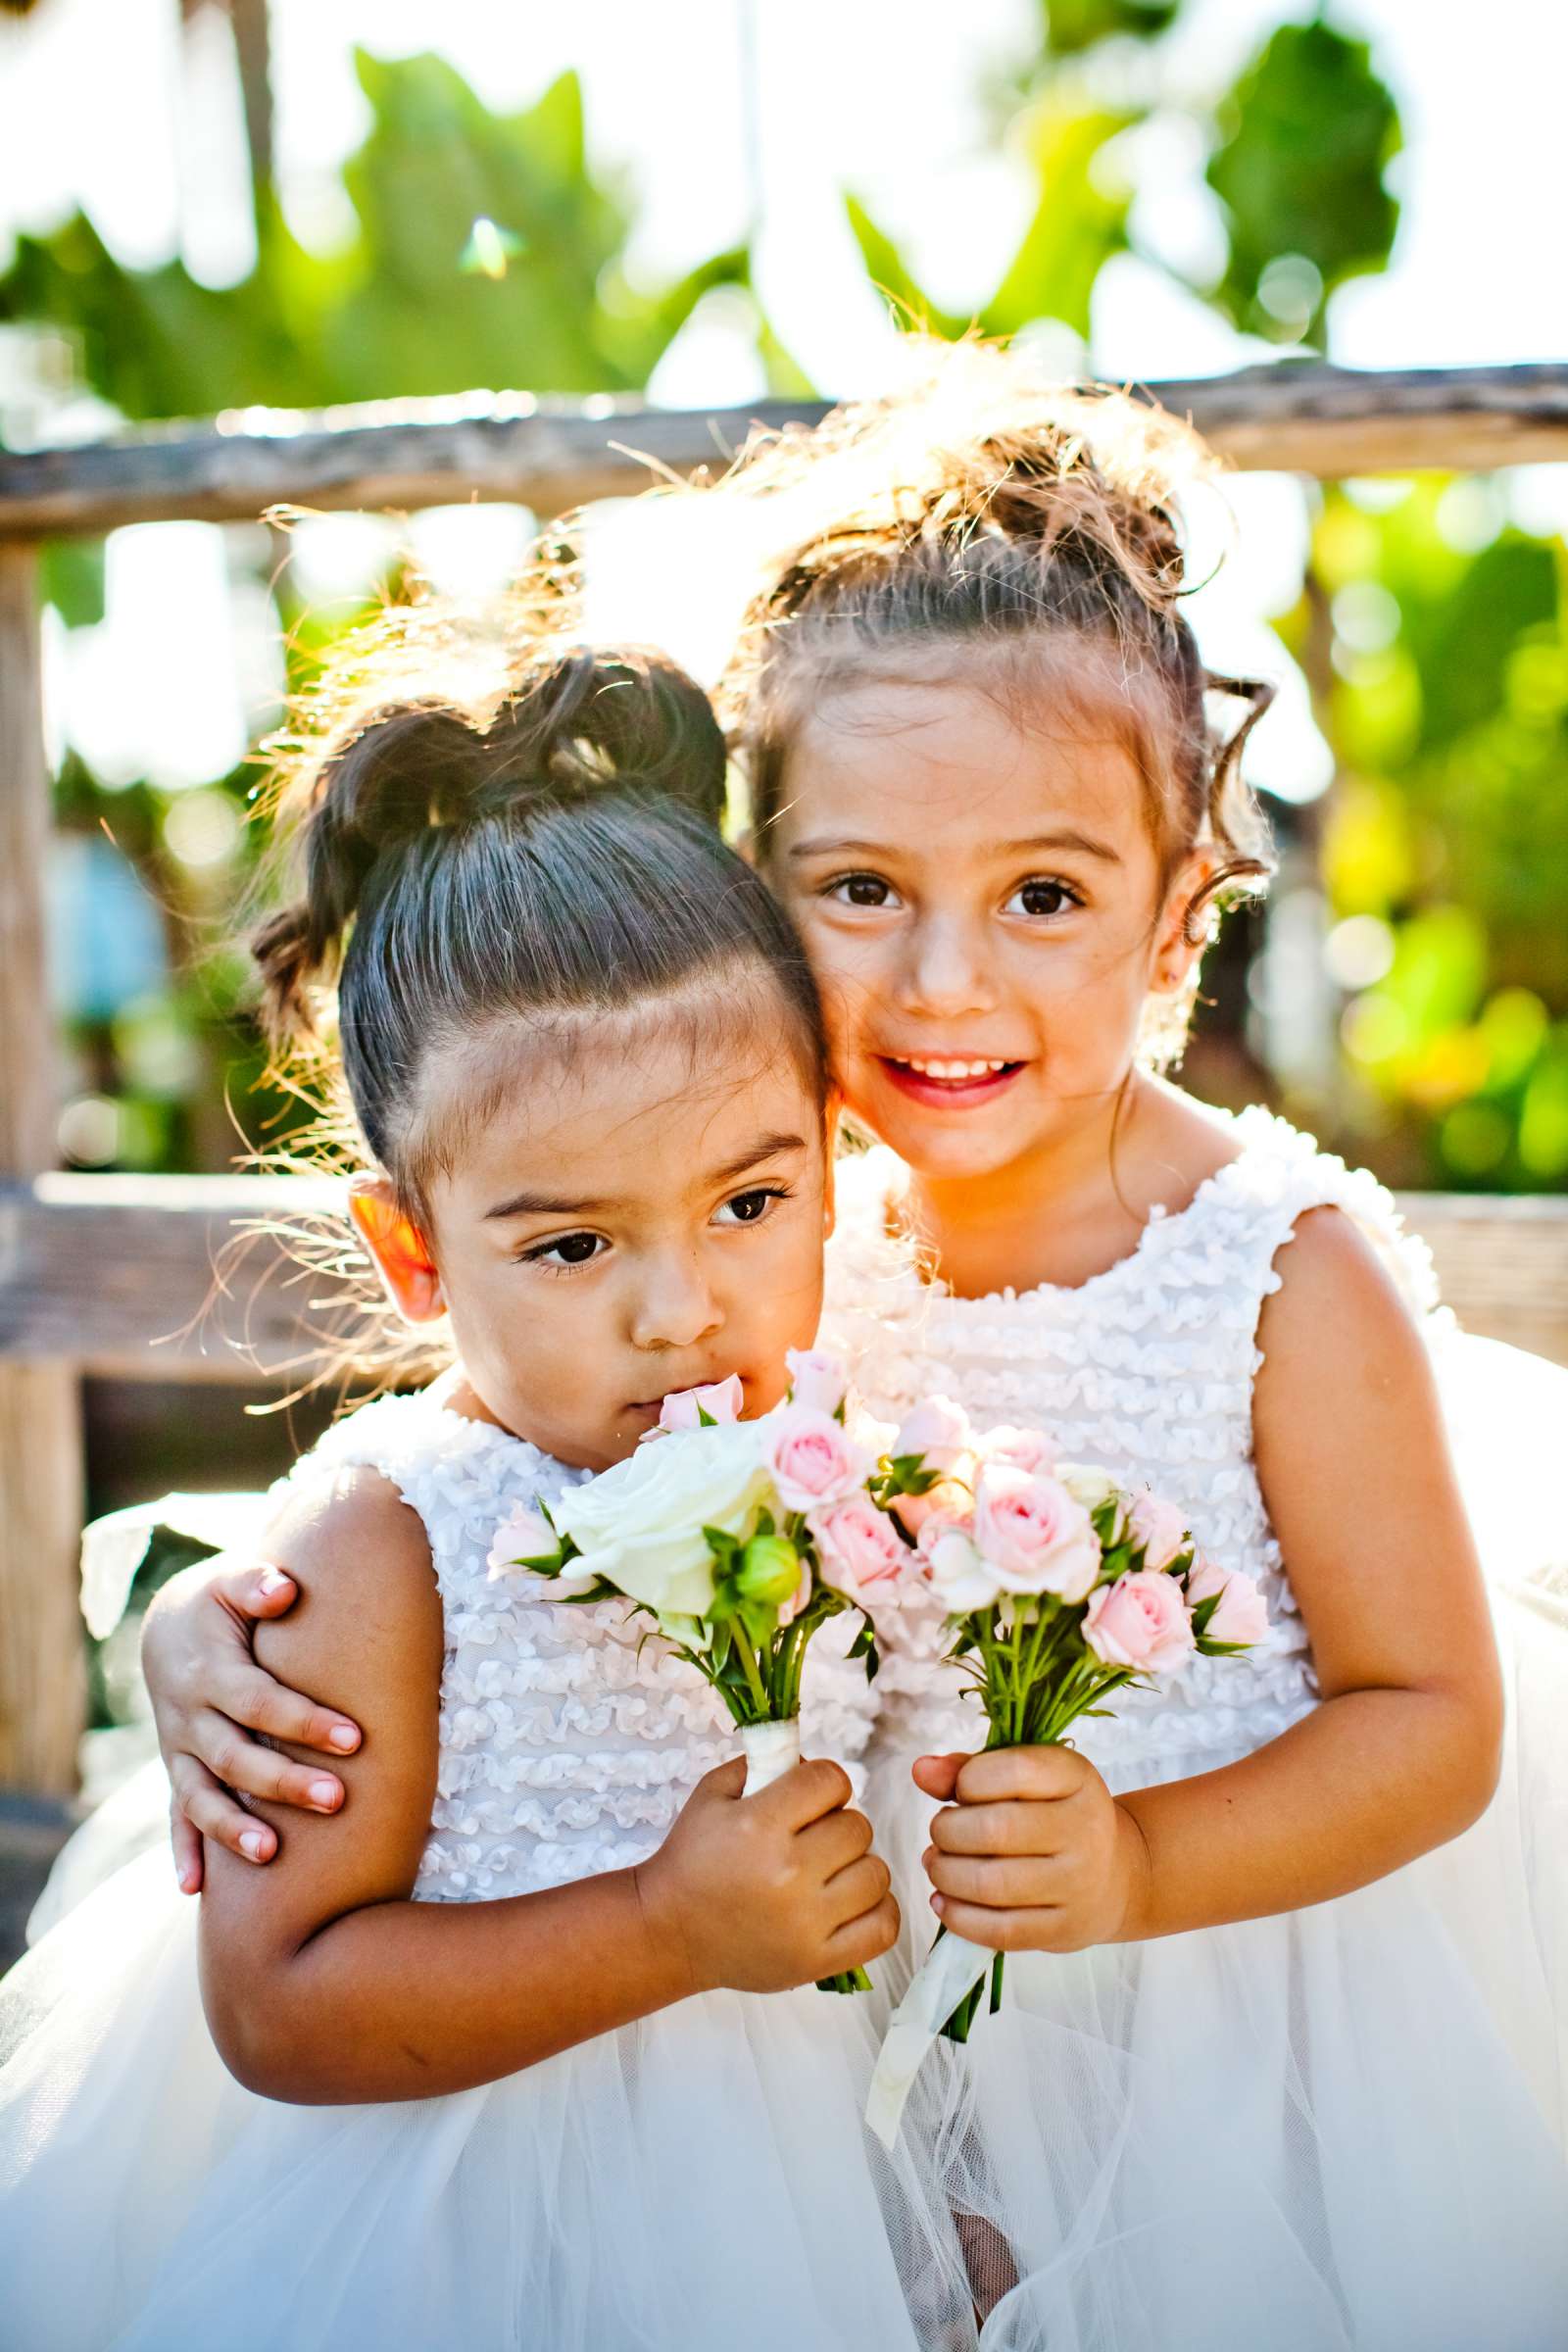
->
xmin=0 ymin=543 xmax=84 ymax=1793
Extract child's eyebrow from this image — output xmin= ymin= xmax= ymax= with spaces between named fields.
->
xmin=482 ymin=1134 xmax=808 ymax=1223
xmin=787 ymin=829 xmax=1119 ymax=863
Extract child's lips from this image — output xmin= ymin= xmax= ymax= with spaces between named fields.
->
xmin=875 ymin=1054 xmax=1025 ymax=1109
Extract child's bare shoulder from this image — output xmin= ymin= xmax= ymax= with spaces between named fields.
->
xmin=254 ymin=1465 xmax=442 ymax=1690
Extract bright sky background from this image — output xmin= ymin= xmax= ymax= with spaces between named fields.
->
xmin=0 ymin=0 xmax=1562 ymax=810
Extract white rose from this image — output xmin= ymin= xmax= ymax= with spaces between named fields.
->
xmin=550 ymin=1420 xmax=772 ymax=1621
xmin=922 ymin=1526 xmax=1002 ymax=1615
xmin=1056 ymin=1462 xmax=1120 ymax=1513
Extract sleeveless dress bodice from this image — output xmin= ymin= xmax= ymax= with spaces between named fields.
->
xmin=283 ymin=1387 xmax=880 ymax=1901
xmin=819 ymin=1106 xmax=1440 ymax=1793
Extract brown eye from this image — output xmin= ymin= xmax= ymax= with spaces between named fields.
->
xmin=1006 ymin=878 xmax=1078 ymax=918
xmin=829 ymin=873 xmax=896 ymax=908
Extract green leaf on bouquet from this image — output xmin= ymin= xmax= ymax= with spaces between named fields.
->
xmin=703 ymin=1524 xmax=741 ymax=1568
xmin=1098 ymin=1543 xmax=1133 ymax=1581
xmin=848 ymin=1619 xmax=881 ymax=1683
xmin=1196 ymin=1636 xmax=1251 ymax=1657
xmin=1189 ymin=1589 xmax=1223 ymax=1638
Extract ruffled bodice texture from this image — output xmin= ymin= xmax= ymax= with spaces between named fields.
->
xmin=284 ymin=1389 xmax=879 ymax=1903
xmin=819 ymin=1107 xmax=1440 ymax=1793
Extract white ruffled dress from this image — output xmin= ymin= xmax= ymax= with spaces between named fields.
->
xmin=821 ymin=1107 xmax=1568 ymax=2352
xmin=0 ymin=1389 xmax=968 ymax=2352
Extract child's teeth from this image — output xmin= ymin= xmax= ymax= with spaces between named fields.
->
xmin=903 ymin=1057 xmax=1010 ymax=1079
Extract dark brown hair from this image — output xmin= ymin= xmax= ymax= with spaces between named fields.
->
xmin=713 ymin=344 xmax=1275 ymax=1061
xmin=254 ymin=618 xmax=826 ymax=1216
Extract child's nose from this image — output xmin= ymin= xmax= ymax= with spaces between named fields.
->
xmin=900 ymin=916 xmax=998 ymax=1019
xmin=629 ymin=1252 xmax=723 ymax=1353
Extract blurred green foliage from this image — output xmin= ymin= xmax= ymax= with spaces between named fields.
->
xmin=1206 ymin=21 xmax=1401 ymax=345
xmin=1303 ymin=484 xmax=1568 ymax=1185
xmin=0 ymin=53 xmax=785 ymax=413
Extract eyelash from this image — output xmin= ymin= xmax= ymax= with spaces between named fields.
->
xmin=515 ymin=1187 xmax=792 ymax=1272
xmin=822 ymin=872 xmax=1084 ymax=918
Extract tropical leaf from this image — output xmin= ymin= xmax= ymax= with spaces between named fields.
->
xmin=1205 ymin=20 xmax=1401 ymax=345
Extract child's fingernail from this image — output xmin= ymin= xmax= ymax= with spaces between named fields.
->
xmin=239 ymin=1829 xmax=268 ymax=1861
xmin=258 ymin=1567 xmax=291 ymax=1596
xmin=327 ymin=1725 xmax=359 ymax=1752
xmin=309 ymin=1780 xmax=339 ymax=1809
xmin=176 ymin=1865 xmax=198 ymax=1893
xmin=931 ymin=1892 xmax=945 ymax=1914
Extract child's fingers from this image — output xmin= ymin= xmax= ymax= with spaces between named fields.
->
xmin=910 ymin=1751 xmax=970 ymax=1800
xmin=170 ymin=1753 xmax=276 ymax=1864
xmin=215 ymin=1560 xmax=300 ymax=1621
xmin=212 ymin=1661 xmax=361 ymax=1758
xmin=171 ymin=1801 xmax=204 ymax=1894
xmin=689 ymin=1755 xmax=750 ymax=1804
xmin=922 ymin=1847 xmax=1056 ymax=1909
xmin=190 ymin=1708 xmax=346 ymax=1813
xmin=824 ymin=1889 xmax=900 ymax=1971
xmin=757 ymin=1756 xmax=853 ymax=1829
xmin=929 ymin=1893 xmax=1062 ymax=1953
xmin=823 ymin=1852 xmax=891 ymax=1930
xmin=929 ymin=1797 xmax=1063 ymax=1858
xmin=954 ymin=1745 xmax=1086 ymax=1805
xmin=796 ymin=1804 xmax=872 ymax=1882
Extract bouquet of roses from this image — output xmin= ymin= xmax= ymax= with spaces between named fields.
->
xmin=861 ymin=1397 xmax=1269 ymax=2142
xmin=486 ymin=1350 xmax=906 ymax=1994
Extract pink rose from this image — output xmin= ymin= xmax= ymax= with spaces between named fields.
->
xmin=486 ymin=1502 xmax=559 ymax=1581
xmin=809 ymin=1494 xmax=910 ymax=1604
xmin=921 ymin=1523 xmax=1001 ymax=1615
xmin=1126 ymin=1492 xmax=1190 ymax=1573
xmin=972 ymin=1464 xmax=1101 ymax=1602
xmin=762 ymin=1404 xmax=871 ymax=1513
xmin=893 ymin=1396 xmax=973 ymax=1474
xmin=1185 ymin=1557 xmax=1269 ymax=1648
xmin=894 ymin=1466 xmax=977 ymax=1540
xmin=658 ymin=1375 xmax=744 ymax=1433
xmin=979 ymin=1424 xmax=1055 ymax=1476
xmin=785 ymin=1348 xmax=851 ymax=1418
xmin=1083 ymin=1572 xmax=1196 ymax=1675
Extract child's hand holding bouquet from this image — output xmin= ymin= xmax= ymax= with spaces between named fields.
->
xmin=486 ymin=1351 xmax=894 ymax=1993
xmin=862 ymin=1400 xmax=1269 ymax=2141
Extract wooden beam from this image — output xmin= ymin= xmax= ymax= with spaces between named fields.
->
xmin=2 ymin=365 xmax=1567 ymax=539
xmin=0 ymin=1172 xmax=352 ymax=1383
xmin=1394 ymin=1193 xmax=1568 ymax=1372
xmin=0 ymin=545 xmax=83 ymax=1794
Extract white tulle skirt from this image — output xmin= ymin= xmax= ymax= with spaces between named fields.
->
xmin=860 ymin=1331 xmax=1568 ymax=2350
xmin=0 ymin=1849 xmax=976 ymax=2352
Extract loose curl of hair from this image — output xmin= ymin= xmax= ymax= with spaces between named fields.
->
xmin=711 ymin=341 xmax=1276 ymax=1067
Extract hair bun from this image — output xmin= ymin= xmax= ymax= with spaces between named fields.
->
xmin=255 ymin=638 xmax=727 ymax=1042
xmin=483 ymin=644 xmax=727 ymax=824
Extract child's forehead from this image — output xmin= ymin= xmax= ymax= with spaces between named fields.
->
xmin=413 ymin=988 xmax=822 ymax=1202
xmin=779 ymin=667 xmax=1149 ymax=850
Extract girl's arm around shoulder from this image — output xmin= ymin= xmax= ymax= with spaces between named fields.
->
xmin=199 ymin=1468 xmax=896 ymax=2105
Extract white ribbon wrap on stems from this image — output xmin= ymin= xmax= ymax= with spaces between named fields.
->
xmin=738 ymin=1716 xmax=802 ymax=1793
xmin=864 ymin=1931 xmax=995 ymax=2148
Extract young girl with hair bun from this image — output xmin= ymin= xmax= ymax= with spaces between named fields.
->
xmin=126 ymin=349 xmax=1568 ymax=2348
xmin=0 ymin=631 xmax=964 ymax=2350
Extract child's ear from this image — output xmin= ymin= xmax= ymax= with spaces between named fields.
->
xmin=348 ymin=1177 xmax=447 ymax=1325
xmin=1152 ymin=850 xmax=1217 ymax=995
